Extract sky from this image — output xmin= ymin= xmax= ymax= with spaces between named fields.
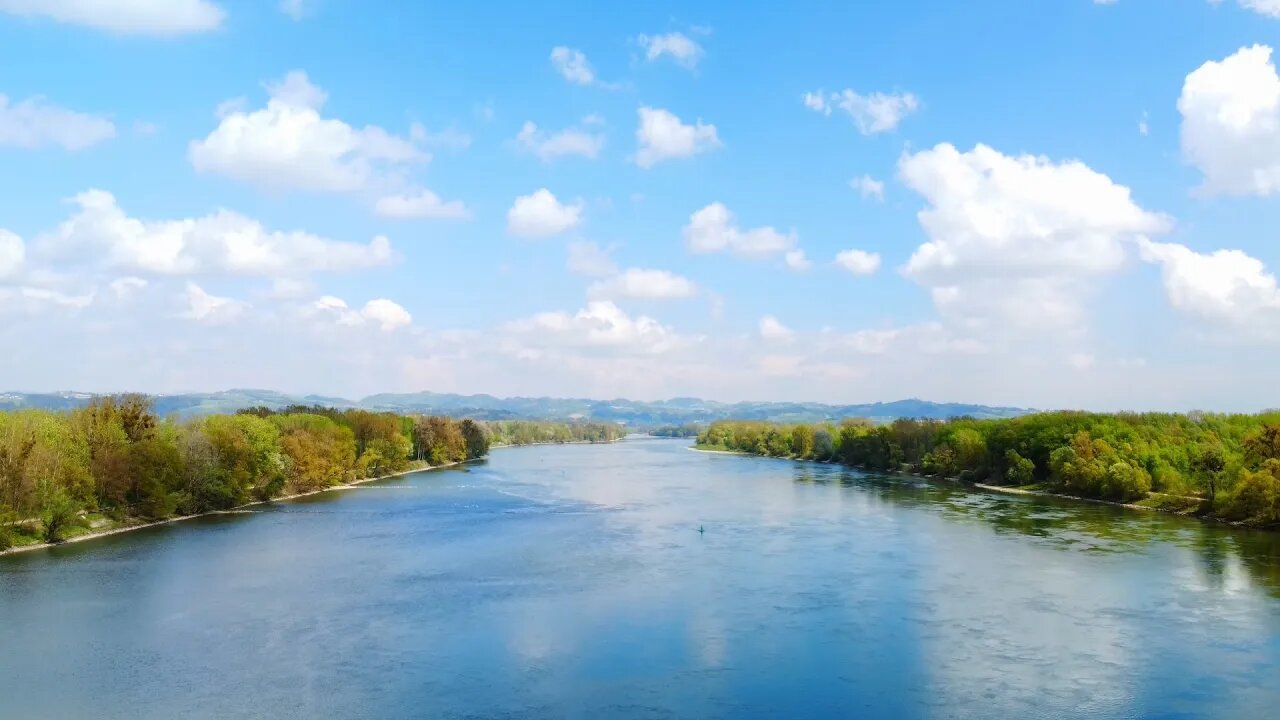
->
xmin=1 ymin=0 xmax=1280 ymax=411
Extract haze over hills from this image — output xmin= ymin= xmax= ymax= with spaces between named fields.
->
xmin=0 ymin=389 xmax=1031 ymax=426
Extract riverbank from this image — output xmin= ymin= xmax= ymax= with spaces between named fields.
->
xmin=0 ymin=459 xmax=472 ymax=558
xmin=491 ymin=437 xmax=624 ymax=449
xmin=689 ymin=445 xmax=1223 ymax=525
xmin=0 ymin=437 xmax=634 ymax=558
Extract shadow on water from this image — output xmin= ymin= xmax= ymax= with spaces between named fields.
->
xmin=790 ymin=462 xmax=1280 ymax=599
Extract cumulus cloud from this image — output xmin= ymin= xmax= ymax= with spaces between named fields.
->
xmin=36 ymin=189 xmax=394 ymax=276
xmin=189 ymin=71 xmax=425 ymax=194
xmin=804 ymin=88 xmax=919 ymax=134
xmin=1234 ymin=0 xmax=1280 ymax=17
xmin=784 ymin=249 xmax=812 ymax=271
xmin=180 ymin=282 xmax=246 ymax=324
xmin=850 ymin=175 xmax=885 ymax=202
xmin=515 ymin=120 xmax=604 ymax=161
xmin=0 ymin=0 xmax=224 ymax=35
xmin=1139 ymin=239 xmax=1280 ymax=325
xmin=312 ymin=295 xmax=412 ymax=331
xmin=834 ymin=249 xmax=881 ymax=276
xmin=566 ymin=241 xmax=618 ymax=277
xmin=506 ymin=301 xmax=685 ymax=354
xmin=374 ymin=189 xmax=469 ymax=220
xmin=636 ymin=31 xmax=704 ymax=68
xmin=899 ymin=143 xmax=1169 ymax=329
xmin=507 ymin=189 xmax=584 ymax=237
xmin=0 ymin=94 xmax=115 ymax=150
xmin=0 ymin=229 xmax=24 ymax=280
xmin=588 ymin=268 xmax=698 ymax=300
xmin=634 ymin=107 xmax=720 ymax=168
xmin=408 ymin=123 xmax=471 ymax=151
xmin=683 ymin=203 xmax=798 ymax=260
xmin=759 ymin=315 xmax=793 ymax=340
xmin=550 ymin=46 xmax=596 ymax=85
xmin=109 ymin=276 xmax=147 ymax=298
xmin=1179 ymin=44 xmax=1280 ymax=196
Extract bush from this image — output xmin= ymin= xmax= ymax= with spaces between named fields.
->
xmin=1225 ymin=469 xmax=1280 ymax=526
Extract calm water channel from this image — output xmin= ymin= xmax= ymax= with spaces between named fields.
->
xmin=2 ymin=437 xmax=1279 ymax=719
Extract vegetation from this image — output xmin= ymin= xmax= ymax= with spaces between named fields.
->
xmin=697 ymin=411 xmax=1280 ymax=528
xmin=485 ymin=420 xmax=624 ymax=446
xmin=650 ymin=424 xmax=703 ymax=438
xmin=0 ymin=397 xmax=623 ymax=549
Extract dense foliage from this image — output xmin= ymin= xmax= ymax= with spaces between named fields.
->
xmin=485 ymin=420 xmax=624 ymax=446
xmin=0 ymin=398 xmax=623 ymax=548
xmin=650 ymin=424 xmax=703 ymax=438
xmin=697 ymin=412 xmax=1280 ymax=527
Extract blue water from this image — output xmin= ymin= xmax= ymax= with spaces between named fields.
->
xmin=2 ymin=438 xmax=1279 ymax=719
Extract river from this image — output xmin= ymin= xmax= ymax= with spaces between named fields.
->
xmin=2 ymin=437 xmax=1278 ymax=719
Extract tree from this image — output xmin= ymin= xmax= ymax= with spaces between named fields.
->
xmin=1190 ymin=440 xmax=1227 ymax=503
xmin=40 ymin=487 xmax=83 ymax=543
xmin=1005 ymin=449 xmax=1035 ymax=486
xmin=460 ymin=419 xmax=490 ymax=460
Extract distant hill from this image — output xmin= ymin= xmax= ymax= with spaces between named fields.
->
xmin=0 ymin=389 xmax=1031 ymax=425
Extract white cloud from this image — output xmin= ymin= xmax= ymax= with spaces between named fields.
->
xmin=0 ymin=230 xmax=24 ymax=279
xmin=506 ymin=301 xmax=685 ymax=354
xmin=683 ymin=203 xmax=797 ymax=260
xmin=550 ymin=46 xmax=595 ymax=85
xmin=0 ymin=94 xmax=115 ymax=151
xmin=634 ymin=107 xmax=720 ymax=168
xmin=1179 ymin=45 xmax=1280 ymax=196
xmin=0 ymin=0 xmax=224 ymax=35
xmin=109 ymin=276 xmax=147 ymax=298
xmin=507 ymin=189 xmax=584 ymax=237
xmin=1235 ymin=0 xmax=1280 ymax=18
xmin=899 ymin=143 xmax=1169 ymax=329
xmin=409 ymin=123 xmax=471 ymax=151
xmin=1138 ymin=239 xmax=1280 ymax=325
xmin=180 ymin=282 xmax=246 ymax=325
xmin=361 ymin=299 xmax=412 ymax=331
xmin=515 ymin=120 xmax=604 ymax=161
xmin=1138 ymin=111 xmax=1149 ymax=137
xmin=834 ymin=249 xmax=881 ymax=276
xmin=374 ymin=189 xmax=469 ymax=220
xmin=566 ymin=241 xmax=618 ymax=277
xmin=310 ymin=295 xmax=412 ymax=331
xmin=850 ymin=174 xmax=885 ymax=201
xmin=588 ymin=268 xmax=698 ymax=300
xmin=189 ymin=71 xmax=425 ymax=194
xmin=759 ymin=315 xmax=793 ymax=340
xmin=36 ymin=189 xmax=394 ymax=276
xmin=636 ymin=32 xmax=704 ymax=68
xmin=804 ymin=88 xmax=919 ymax=134
xmin=802 ymin=92 xmax=830 ymax=115
xmin=784 ymin=249 xmax=812 ymax=271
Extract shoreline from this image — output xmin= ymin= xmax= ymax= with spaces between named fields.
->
xmin=0 ymin=459 xmax=473 ymax=558
xmin=688 ymin=445 xmax=1227 ymax=525
xmin=0 ymin=437 xmax=628 ymax=558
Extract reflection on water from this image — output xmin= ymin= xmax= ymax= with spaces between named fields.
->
xmin=1 ymin=438 xmax=1278 ymax=719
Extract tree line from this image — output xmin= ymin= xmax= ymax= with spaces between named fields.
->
xmin=697 ymin=411 xmax=1280 ymax=527
xmin=0 ymin=397 xmax=624 ymax=548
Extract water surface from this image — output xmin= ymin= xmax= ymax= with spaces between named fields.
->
xmin=3 ymin=438 xmax=1279 ymax=719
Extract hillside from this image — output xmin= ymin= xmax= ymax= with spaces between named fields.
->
xmin=0 ymin=390 xmax=1030 ymax=425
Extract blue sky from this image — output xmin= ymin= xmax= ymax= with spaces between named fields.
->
xmin=2 ymin=0 xmax=1280 ymax=410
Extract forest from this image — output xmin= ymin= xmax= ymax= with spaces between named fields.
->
xmin=697 ymin=412 xmax=1280 ymax=528
xmin=0 ymin=397 xmax=623 ymax=549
